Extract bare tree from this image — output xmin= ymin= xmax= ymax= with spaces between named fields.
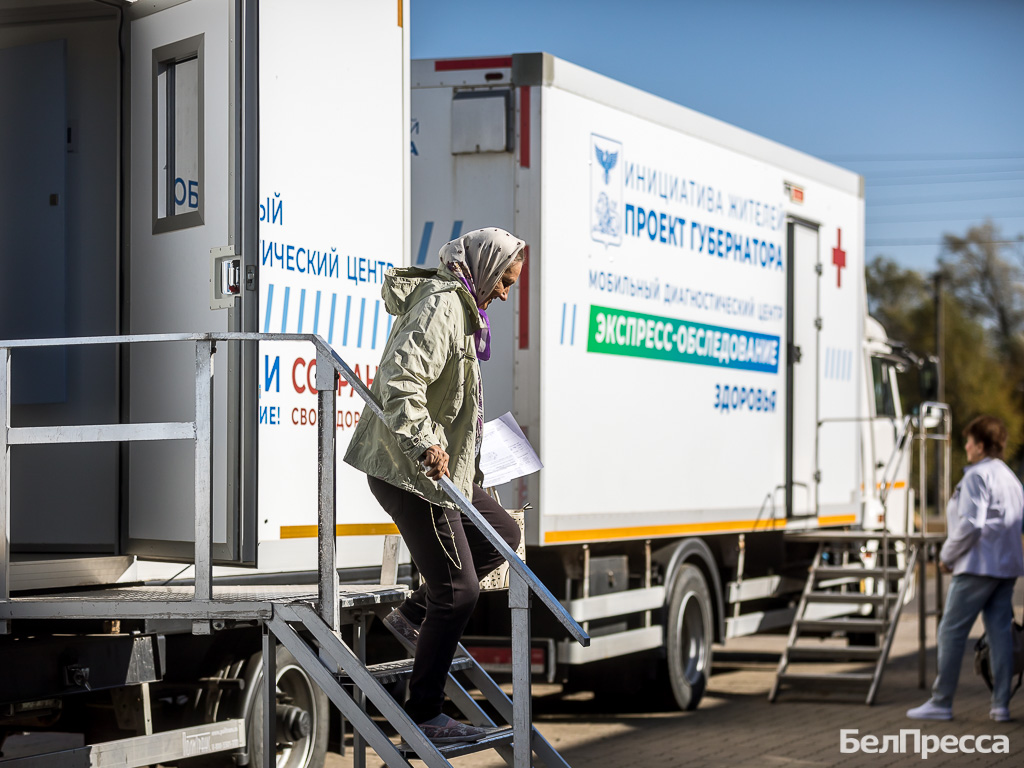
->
xmin=940 ymin=221 xmax=1024 ymax=365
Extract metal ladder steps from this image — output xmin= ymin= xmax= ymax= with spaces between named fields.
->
xmin=775 ymin=671 xmax=875 ymax=687
xmin=812 ymin=566 xmax=894 ymax=579
xmin=786 ymin=645 xmax=883 ymax=661
xmin=804 ymin=592 xmax=896 ymax=605
xmin=786 ymin=531 xmax=899 ymax=542
xmin=336 ymin=656 xmax=475 ymax=685
xmin=796 ymin=617 xmax=887 ymax=633
xmin=398 ymin=729 xmax=515 ymax=759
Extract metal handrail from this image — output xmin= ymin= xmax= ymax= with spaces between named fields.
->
xmin=0 ymin=332 xmax=589 ymax=648
xmin=878 ymin=415 xmax=913 ymax=508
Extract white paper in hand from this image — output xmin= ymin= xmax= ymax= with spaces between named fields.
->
xmin=479 ymin=412 xmax=543 ymax=487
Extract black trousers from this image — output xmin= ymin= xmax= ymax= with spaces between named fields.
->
xmin=367 ymin=475 xmax=522 ymax=724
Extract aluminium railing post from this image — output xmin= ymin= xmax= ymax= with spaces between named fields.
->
xmin=316 ymin=350 xmax=339 ymax=632
xmin=262 ymin=623 xmax=277 ymax=768
xmin=193 ymin=340 xmax=215 ymax=635
xmin=509 ymin=568 xmax=532 ymax=768
xmin=0 ymin=348 xmax=10 ymax=635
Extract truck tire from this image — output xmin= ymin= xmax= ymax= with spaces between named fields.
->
xmin=664 ymin=563 xmax=713 ymax=710
xmin=244 ymin=645 xmax=329 ymax=768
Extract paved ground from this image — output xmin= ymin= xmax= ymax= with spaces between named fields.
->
xmin=327 ymin=575 xmax=1024 ymax=768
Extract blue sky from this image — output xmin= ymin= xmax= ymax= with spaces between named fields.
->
xmin=411 ymin=0 xmax=1024 ymax=274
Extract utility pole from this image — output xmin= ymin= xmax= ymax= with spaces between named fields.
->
xmin=934 ymin=271 xmax=945 ymax=406
xmin=933 ymin=271 xmax=945 ymax=521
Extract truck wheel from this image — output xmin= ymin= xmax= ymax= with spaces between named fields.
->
xmin=664 ymin=563 xmax=713 ymax=710
xmin=245 ymin=645 xmax=329 ymax=768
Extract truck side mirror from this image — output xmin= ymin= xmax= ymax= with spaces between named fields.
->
xmin=919 ymin=357 xmax=939 ymax=402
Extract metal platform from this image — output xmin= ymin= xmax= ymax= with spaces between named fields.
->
xmin=785 ymin=530 xmax=947 ymax=543
xmin=0 ymin=584 xmax=409 ymax=621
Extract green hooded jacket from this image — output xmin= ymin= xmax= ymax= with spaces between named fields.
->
xmin=343 ymin=265 xmax=484 ymax=508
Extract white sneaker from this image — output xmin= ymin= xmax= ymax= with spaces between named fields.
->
xmin=990 ymin=707 xmax=1010 ymax=722
xmin=906 ymin=700 xmax=952 ymax=720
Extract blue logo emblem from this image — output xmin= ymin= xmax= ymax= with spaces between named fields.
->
xmin=595 ymin=146 xmax=618 ymax=184
xmin=591 ymin=134 xmax=623 ymax=247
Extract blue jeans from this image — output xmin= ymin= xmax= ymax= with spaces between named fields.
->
xmin=932 ymin=574 xmax=1017 ymax=709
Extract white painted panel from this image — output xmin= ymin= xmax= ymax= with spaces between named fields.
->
xmin=128 ymin=0 xmax=232 ymax=554
xmin=255 ymin=0 xmax=409 ymax=569
xmin=538 ymin=86 xmax=789 ymax=522
xmin=791 ymin=223 xmax=819 ymax=516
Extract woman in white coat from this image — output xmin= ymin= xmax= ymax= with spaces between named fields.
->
xmin=907 ymin=415 xmax=1024 ymax=722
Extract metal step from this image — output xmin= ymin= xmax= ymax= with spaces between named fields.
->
xmin=776 ymin=671 xmax=874 ymax=686
xmin=812 ymin=566 xmax=895 ymax=579
xmin=398 ymin=728 xmax=515 ymax=759
xmin=796 ymin=617 xmax=887 ymax=633
xmin=336 ymin=656 xmax=474 ymax=685
xmin=804 ymin=592 xmax=895 ymax=605
xmin=785 ymin=531 xmax=900 ymax=542
xmin=786 ymin=645 xmax=883 ymax=662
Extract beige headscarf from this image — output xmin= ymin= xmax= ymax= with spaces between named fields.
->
xmin=438 ymin=227 xmax=525 ymax=308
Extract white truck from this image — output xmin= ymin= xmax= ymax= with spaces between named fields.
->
xmin=1 ymin=1 xmax=411 ymax=766
xmin=0 ymin=5 xmax=923 ymax=764
xmin=408 ymin=52 xmax=924 ymax=707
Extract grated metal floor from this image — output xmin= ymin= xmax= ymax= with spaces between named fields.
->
xmin=1 ymin=584 xmax=409 ymax=621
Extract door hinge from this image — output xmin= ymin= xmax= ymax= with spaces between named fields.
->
xmin=813 ymin=470 xmax=822 ymax=483
xmin=245 ymin=265 xmax=257 ymax=291
xmin=789 ymin=344 xmax=803 ymax=364
xmin=814 ymin=317 xmax=823 ymax=330
xmin=815 ymin=263 xmax=823 ymax=275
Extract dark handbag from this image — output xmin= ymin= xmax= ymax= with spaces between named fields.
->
xmin=974 ymin=614 xmax=1024 ymax=698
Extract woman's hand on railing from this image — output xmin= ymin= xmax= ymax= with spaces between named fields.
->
xmin=421 ymin=445 xmax=451 ymax=480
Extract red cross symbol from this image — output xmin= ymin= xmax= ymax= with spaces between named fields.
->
xmin=832 ymin=229 xmax=846 ymax=288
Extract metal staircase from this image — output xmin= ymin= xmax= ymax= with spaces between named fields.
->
xmin=769 ymin=404 xmax=951 ymax=705
xmin=0 ymin=332 xmax=590 ymax=768
xmin=769 ymin=532 xmax=917 ymax=704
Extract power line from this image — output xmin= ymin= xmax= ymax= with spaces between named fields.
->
xmin=867 ymin=174 xmax=1024 ymax=187
xmin=867 ymin=193 xmax=1024 ymax=206
xmin=824 ymin=151 xmax=1024 ymax=162
xmin=861 ymin=166 xmax=1024 ymax=180
xmin=866 ymin=238 xmax=1021 ymax=247
xmin=868 ymin=211 xmax=1024 ymax=224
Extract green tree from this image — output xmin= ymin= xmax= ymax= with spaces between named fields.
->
xmin=866 ymin=247 xmax=1024 ymax=480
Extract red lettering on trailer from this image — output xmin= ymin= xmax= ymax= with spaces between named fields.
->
xmin=519 ymin=86 xmax=530 ymax=168
xmin=518 ymin=246 xmax=530 ymax=349
xmin=434 ymin=56 xmax=512 ymax=71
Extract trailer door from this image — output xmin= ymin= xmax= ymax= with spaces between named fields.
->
xmin=786 ymin=219 xmax=820 ymax=517
xmin=124 ymin=0 xmax=257 ymax=565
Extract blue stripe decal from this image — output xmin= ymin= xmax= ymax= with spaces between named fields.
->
xmin=343 ymin=295 xmax=352 ymax=346
xmin=560 ymin=303 xmax=566 ymax=345
xmin=826 ymin=348 xmax=832 ymax=379
xmin=357 ymin=298 xmax=366 ymax=348
xmin=328 ymin=294 xmax=337 ymax=345
xmin=387 ymin=314 xmax=394 ymax=338
xmin=297 ymin=289 xmax=306 ymax=333
xmin=372 ymin=301 xmax=380 ymax=350
xmin=313 ymin=291 xmax=322 ymax=335
xmin=846 ymin=350 xmax=852 ymax=381
xmin=263 ymin=284 xmax=274 ymax=333
xmin=280 ymin=287 xmax=291 ymax=333
xmin=416 ymin=221 xmax=434 ymax=265
xmin=450 ymin=220 xmax=463 ymax=240
xmin=570 ymin=304 xmax=577 ymax=345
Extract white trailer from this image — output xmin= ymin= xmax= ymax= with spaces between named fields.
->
xmin=409 ymin=52 xmax=920 ymax=708
xmin=0 ymin=1 xmax=411 ymax=765
xmin=0 ymin=6 xmax=926 ymax=762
